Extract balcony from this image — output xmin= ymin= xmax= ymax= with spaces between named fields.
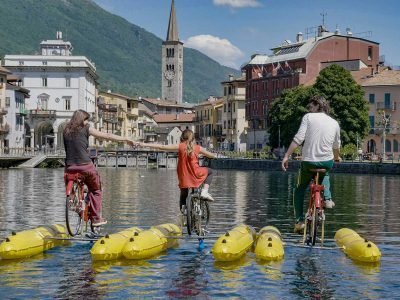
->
xmin=376 ymin=102 xmax=396 ymax=111
xmin=98 ymin=104 xmax=118 ymax=112
xmin=29 ymin=109 xmax=56 ymax=118
xmin=0 ymin=123 xmax=10 ymax=134
xmin=17 ymin=108 xmax=29 ymax=116
xmin=0 ymin=107 xmax=7 ymax=116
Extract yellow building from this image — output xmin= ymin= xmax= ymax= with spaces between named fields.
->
xmin=97 ymin=91 xmax=140 ymax=146
xmin=193 ymin=96 xmax=223 ymax=149
xmin=358 ymin=69 xmax=400 ymax=159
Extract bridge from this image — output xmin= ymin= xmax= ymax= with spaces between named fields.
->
xmin=0 ymin=149 xmax=178 ymax=169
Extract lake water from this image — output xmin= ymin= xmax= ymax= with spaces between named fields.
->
xmin=0 ymin=168 xmax=399 ymax=299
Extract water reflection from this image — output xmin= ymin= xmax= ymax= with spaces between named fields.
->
xmin=0 ymin=168 xmax=399 ymax=298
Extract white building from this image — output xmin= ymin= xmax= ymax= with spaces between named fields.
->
xmin=2 ymin=31 xmax=98 ymax=149
xmin=4 ymin=83 xmax=30 ymax=149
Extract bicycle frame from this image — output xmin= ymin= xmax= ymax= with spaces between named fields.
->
xmin=64 ymin=173 xmax=91 ymax=235
xmin=185 ymin=186 xmax=210 ymax=237
xmin=303 ymin=169 xmax=326 ymax=246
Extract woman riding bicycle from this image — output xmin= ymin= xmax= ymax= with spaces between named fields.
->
xmin=281 ymin=96 xmax=341 ymax=233
xmin=136 ymin=129 xmax=216 ymax=211
xmin=63 ymin=109 xmax=134 ymax=227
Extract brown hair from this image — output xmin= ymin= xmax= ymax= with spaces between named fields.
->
xmin=309 ymin=95 xmax=330 ymax=114
xmin=180 ymin=129 xmax=195 ymax=156
xmin=64 ymin=109 xmax=90 ymax=137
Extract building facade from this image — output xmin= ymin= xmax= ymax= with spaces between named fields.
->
xmin=4 ymin=83 xmax=30 ymax=149
xmin=97 ymin=91 xmax=140 ymax=146
xmin=0 ymin=67 xmax=11 ymax=150
xmin=243 ymin=25 xmax=380 ymax=149
xmin=221 ymin=74 xmax=248 ymax=151
xmin=161 ymin=0 xmax=183 ymax=103
xmin=2 ymin=31 xmax=98 ymax=150
xmin=358 ymin=69 xmax=400 ymax=159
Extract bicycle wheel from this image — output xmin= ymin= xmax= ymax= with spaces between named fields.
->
xmin=310 ymin=206 xmax=319 ymax=246
xmin=199 ymin=200 xmax=210 ymax=232
xmin=185 ymin=194 xmax=193 ymax=235
xmin=66 ymin=182 xmax=83 ymax=236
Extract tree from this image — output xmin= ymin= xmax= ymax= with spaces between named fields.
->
xmin=268 ymin=86 xmax=314 ymax=148
xmin=313 ymin=64 xmax=369 ymax=146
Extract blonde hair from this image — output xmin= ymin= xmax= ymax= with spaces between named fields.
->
xmin=180 ymin=129 xmax=195 ymax=156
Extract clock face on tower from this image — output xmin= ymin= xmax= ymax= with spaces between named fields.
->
xmin=164 ymin=70 xmax=175 ymax=80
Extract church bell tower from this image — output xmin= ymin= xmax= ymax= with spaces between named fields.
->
xmin=161 ymin=0 xmax=183 ymax=103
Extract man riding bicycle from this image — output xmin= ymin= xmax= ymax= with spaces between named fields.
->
xmin=281 ymin=96 xmax=341 ymax=233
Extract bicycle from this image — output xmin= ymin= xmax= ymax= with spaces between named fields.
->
xmin=64 ymin=172 xmax=95 ymax=236
xmin=183 ymin=185 xmax=210 ymax=237
xmin=302 ymin=168 xmax=326 ymax=246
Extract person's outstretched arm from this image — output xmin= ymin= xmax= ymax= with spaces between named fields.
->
xmin=138 ymin=142 xmax=179 ymax=152
xmin=199 ymin=147 xmax=217 ymax=159
xmin=281 ymin=140 xmax=299 ymax=171
xmin=89 ymin=127 xmax=134 ymax=146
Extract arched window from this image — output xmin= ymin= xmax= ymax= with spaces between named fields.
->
xmin=393 ymin=139 xmax=399 ymax=152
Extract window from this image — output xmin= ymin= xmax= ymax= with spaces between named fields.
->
xmin=66 ymin=77 xmax=71 ymax=87
xmin=384 ymin=93 xmax=391 ymax=108
xmin=19 ymin=61 xmax=24 ymax=66
xmin=224 ymin=104 xmax=226 ymax=112
xmin=42 ymin=61 xmax=47 ymax=66
xmin=369 ymin=115 xmax=375 ymax=134
xmin=5 ymin=97 xmax=10 ymax=107
xmin=168 ymin=80 xmax=172 ymax=87
xmin=368 ymin=47 xmax=373 ymax=60
xmin=224 ymin=120 xmax=226 ymax=129
xmin=369 ymin=94 xmax=375 ymax=104
xmin=42 ymin=77 xmax=47 ymax=87
xmin=66 ymin=61 xmax=71 ymax=66
xmin=65 ymin=98 xmax=71 ymax=110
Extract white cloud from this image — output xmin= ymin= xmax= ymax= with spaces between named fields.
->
xmin=213 ymin=0 xmax=262 ymax=8
xmin=184 ymin=34 xmax=244 ymax=69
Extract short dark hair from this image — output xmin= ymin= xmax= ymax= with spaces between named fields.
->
xmin=309 ymin=96 xmax=330 ymax=114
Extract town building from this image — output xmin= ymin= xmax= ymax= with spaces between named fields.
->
xmin=97 ymin=91 xmax=140 ymax=146
xmin=193 ymin=96 xmax=223 ymax=149
xmin=221 ymin=74 xmax=248 ymax=151
xmin=161 ymin=0 xmax=183 ymax=103
xmin=242 ymin=25 xmax=380 ymax=150
xmin=0 ymin=66 xmax=11 ymax=150
xmin=354 ymin=68 xmax=400 ymax=159
xmin=4 ymin=82 xmax=30 ymax=149
xmin=2 ymin=31 xmax=98 ymax=150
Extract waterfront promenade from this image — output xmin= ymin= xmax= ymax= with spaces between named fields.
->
xmin=1 ymin=148 xmax=400 ymax=174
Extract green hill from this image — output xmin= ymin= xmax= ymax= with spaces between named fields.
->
xmin=0 ymin=0 xmax=240 ymax=103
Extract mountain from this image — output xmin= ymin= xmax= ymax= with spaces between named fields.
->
xmin=0 ymin=0 xmax=240 ymax=103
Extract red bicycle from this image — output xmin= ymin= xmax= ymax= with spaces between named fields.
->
xmin=64 ymin=173 xmax=94 ymax=236
xmin=303 ymin=169 xmax=326 ymax=246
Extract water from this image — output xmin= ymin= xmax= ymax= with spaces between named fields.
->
xmin=0 ymin=168 xmax=399 ymax=299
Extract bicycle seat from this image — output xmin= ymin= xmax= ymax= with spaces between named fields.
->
xmin=309 ymin=168 xmax=327 ymax=174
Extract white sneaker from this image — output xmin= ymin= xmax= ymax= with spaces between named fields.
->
xmin=200 ymin=190 xmax=214 ymax=202
xmin=324 ymin=199 xmax=335 ymax=209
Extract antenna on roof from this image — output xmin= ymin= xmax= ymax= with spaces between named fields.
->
xmin=320 ymin=11 xmax=327 ymax=26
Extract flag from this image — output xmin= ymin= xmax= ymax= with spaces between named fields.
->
xmin=285 ymin=61 xmax=291 ymax=70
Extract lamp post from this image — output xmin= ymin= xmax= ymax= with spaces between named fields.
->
xmin=278 ymin=124 xmax=281 ymax=159
xmin=377 ymin=110 xmax=391 ymax=161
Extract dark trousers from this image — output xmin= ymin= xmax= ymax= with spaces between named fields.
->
xmin=65 ymin=163 xmax=103 ymax=222
xmin=179 ymin=168 xmax=214 ymax=210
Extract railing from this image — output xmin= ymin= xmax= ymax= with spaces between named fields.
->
xmin=0 ymin=108 xmax=7 ymax=115
xmin=376 ymin=102 xmax=396 ymax=111
xmin=0 ymin=148 xmax=65 ymax=157
xmin=18 ymin=108 xmax=29 ymax=115
xmin=29 ymin=109 xmax=57 ymax=118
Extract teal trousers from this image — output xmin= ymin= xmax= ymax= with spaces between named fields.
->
xmin=293 ymin=160 xmax=334 ymax=222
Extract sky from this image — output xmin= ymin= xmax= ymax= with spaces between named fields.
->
xmin=93 ymin=0 xmax=400 ymax=70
